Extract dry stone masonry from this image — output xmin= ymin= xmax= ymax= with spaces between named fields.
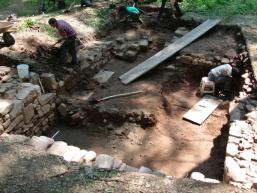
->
xmin=0 ymin=66 xmax=56 ymax=136
xmin=224 ymin=70 xmax=257 ymax=189
xmin=0 ymin=133 xmax=167 ymax=177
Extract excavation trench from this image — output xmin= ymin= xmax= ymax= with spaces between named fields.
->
xmin=0 ymin=17 xmax=250 ymax=179
xmin=45 ymin=22 xmax=247 ymax=179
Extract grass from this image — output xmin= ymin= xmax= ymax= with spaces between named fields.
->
xmin=1 ymin=0 xmax=257 ymax=17
xmin=182 ymin=0 xmax=257 ymax=17
xmin=82 ymin=8 xmax=113 ymax=31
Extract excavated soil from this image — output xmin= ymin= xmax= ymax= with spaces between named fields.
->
xmin=47 ymin=21 xmax=243 ymax=179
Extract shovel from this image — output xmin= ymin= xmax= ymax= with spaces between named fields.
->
xmin=89 ymin=90 xmax=143 ymax=104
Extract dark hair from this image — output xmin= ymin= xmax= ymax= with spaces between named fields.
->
xmin=232 ymin=67 xmax=240 ymax=77
xmin=118 ymin=6 xmax=126 ymax=13
xmin=48 ymin=18 xmax=57 ymax=25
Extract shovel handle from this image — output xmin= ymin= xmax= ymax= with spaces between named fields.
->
xmin=99 ymin=90 xmax=143 ymax=101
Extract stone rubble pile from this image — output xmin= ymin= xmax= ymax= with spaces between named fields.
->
xmin=1 ymin=133 xmax=168 ymax=177
xmin=78 ymin=40 xmax=112 ymax=73
xmin=0 ymin=66 xmax=56 ymax=136
xmin=176 ymin=46 xmax=248 ymax=68
xmin=111 ymin=36 xmax=150 ymax=62
xmin=224 ymin=70 xmax=257 ymax=189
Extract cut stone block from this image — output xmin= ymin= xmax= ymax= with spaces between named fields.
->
xmin=47 ymin=141 xmax=68 ymax=157
xmin=94 ymin=154 xmax=114 ymax=170
xmin=29 ymin=136 xmax=54 ymax=150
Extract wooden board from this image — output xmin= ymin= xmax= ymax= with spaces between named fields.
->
xmin=119 ymin=19 xmax=221 ymax=84
xmin=183 ymin=95 xmax=222 ymax=125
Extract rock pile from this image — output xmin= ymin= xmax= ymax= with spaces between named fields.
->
xmin=78 ymin=40 xmax=112 ymax=73
xmin=1 ymin=133 xmax=167 ymax=177
xmin=111 ymin=37 xmax=150 ymax=62
xmin=224 ymin=70 xmax=257 ymax=189
xmin=176 ymin=46 xmax=248 ymax=68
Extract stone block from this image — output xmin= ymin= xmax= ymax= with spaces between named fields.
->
xmin=42 ymin=104 xmax=51 ymax=115
xmin=138 ymin=166 xmax=152 ymax=174
xmin=0 ymin=99 xmax=13 ymax=115
xmin=152 ymin=170 xmax=166 ymax=177
xmin=113 ymin=159 xmax=123 ymax=170
xmin=138 ymin=39 xmax=149 ymax=51
xmin=226 ymin=143 xmax=239 ymax=156
xmin=58 ymin=103 xmax=67 ymax=117
xmin=225 ymin=157 xmax=246 ymax=182
xmin=9 ymin=100 xmax=24 ymax=120
xmin=63 ymin=146 xmax=81 ymax=162
xmin=0 ymin=66 xmax=11 ymax=74
xmin=84 ymin=151 xmax=96 ymax=162
xmin=41 ymin=73 xmax=57 ymax=91
xmin=190 ymin=172 xmax=205 ymax=181
xmin=29 ymin=72 xmax=40 ymax=85
xmin=29 ymin=136 xmax=54 ymax=150
xmin=1 ymin=133 xmax=29 ymax=143
xmin=94 ymin=154 xmax=114 ymax=170
xmin=23 ymin=104 xmax=34 ymax=124
xmin=5 ymin=114 xmax=23 ymax=133
xmin=71 ymin=149 xmax=87 ymax=162
xmin=16 ymin=85 xmax=40 ymax=105
xmin=125 ymin=165 xmax=138 ymax=172
xmin=47 ymin=141 xmax=68 ymax=157
xmin=118 ymin=163 xmax=126 ymax=171
xmin=4 ymin=89 xmax=16 ymax=99
xmin=38 ymin=93 xmax=56 ymax=106
xmin=2 ymin=118 xmax=10 ymax=129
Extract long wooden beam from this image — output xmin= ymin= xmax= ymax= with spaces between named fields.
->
xmin=119 ymin=19 xmax=221 ymax=84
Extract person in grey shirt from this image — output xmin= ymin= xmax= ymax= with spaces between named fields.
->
xmin=208 ymin=64 xmax=240 ymax=97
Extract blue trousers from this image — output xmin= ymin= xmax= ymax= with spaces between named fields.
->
xmin=208 ymin=72 xmax=232 ymax=93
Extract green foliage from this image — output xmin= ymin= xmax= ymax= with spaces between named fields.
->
xmin=83 ymin=8 xmax=113 ymax=31
xmin=0 ymin=0 xmax=9 ymax=8
xmin=40 ymin=23 xmax=57 ymax=36
xmin=19 ymin=18 xmax=37 ymax=30
xmin=183 ymin=0 xmax=257 ymax=16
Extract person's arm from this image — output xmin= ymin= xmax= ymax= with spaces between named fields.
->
xmin=58 ymin=29 xmax=67 ymax=38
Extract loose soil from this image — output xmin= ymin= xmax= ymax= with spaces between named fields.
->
xmin=47 ymin=22 xmax=240 ymax=179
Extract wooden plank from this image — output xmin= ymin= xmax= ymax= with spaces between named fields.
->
xmin=119 ymin=19 xmax=221 ymax=84
xmin=183 ymin=95 xmax=222 ymax=125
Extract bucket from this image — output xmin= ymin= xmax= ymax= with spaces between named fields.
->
xmin=17 ymin=64 xmax=29 ymax=79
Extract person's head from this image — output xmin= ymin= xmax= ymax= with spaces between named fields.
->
xmin=232 ymin=67 xmax=240 ymax=78
xmin=48 ymin=18 xmax=57 ymax=28
xmin=117 ymin=6 xmax=127 ymax=17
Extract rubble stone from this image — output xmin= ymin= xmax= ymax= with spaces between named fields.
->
xmin=94 ymin=154 xmax=114 ymax=170
xmin=0 ymin=99 xmax=13 ymax=115
xmin=38 ymin=93 xmax=55 ymax=106
xmin=41 ymin=73 xmax=57 ymax=91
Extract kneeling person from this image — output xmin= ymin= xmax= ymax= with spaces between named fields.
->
xmin=118 ymin=6 xmax=142 ymax=23
xmin=208 ymin=64 xmax=240 ymax=98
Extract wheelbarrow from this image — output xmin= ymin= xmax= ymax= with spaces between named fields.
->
xmin=0 ymin=21 xmax=16 ymax=33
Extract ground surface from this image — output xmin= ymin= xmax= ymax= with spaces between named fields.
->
xmin=1 ymin=136 xmax=257 ymax=193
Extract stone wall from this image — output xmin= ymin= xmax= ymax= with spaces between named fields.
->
xmin=224 ymin=70 xmax=257 ymax=189
xmin=0 ymin=66 xmax=56 ymax=136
